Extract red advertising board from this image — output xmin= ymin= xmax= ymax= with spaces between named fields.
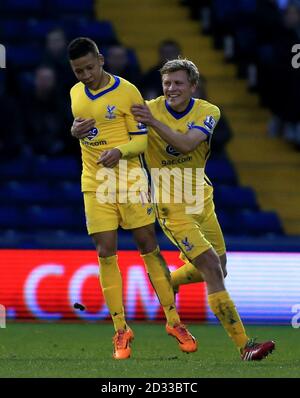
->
xmin=0 ymin=250 xmax=207 ymax=321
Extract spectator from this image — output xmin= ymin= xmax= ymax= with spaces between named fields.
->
xmin=42 ymin=28 xmax=76 ymax=95
xmin=141 ymin=40 xmax=181 ymax=99
xmin=0 ymin=92 xmax=25 ymax=158
xmin=104 ymin=44 xmax=141 ymax=87
xmin=259 ymin=3 xmax=300 ymax=146
xmin=22 ymin=65 xmax=74 ymax=156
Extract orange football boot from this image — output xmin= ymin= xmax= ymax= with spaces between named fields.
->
xmin=112 ymin=328 xmax=134 ymax=360
xmin=166 ymin=323 xmax=197 ymax=353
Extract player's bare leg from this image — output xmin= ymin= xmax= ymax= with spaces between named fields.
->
xmin=219 ymin=253 xmax=227 ymax=278
xmin=170 ymin=252 xmax=227 ymax=294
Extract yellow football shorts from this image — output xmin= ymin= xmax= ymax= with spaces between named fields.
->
xmin=156 ymin=196 xmax=226 ymax=262
xmin=83 ymin=191 xmax=155 ymax=234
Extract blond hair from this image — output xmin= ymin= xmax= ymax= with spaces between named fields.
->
xmin=160 ymin=58 xmax=200 ymax=85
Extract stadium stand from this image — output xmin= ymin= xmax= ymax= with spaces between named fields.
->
xmin=181 ymin=0 xmax=300 ymax=236
xmin=0 ymin=0 xmax=296 ymax=250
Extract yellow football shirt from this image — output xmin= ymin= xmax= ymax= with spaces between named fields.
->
xmin=145 ymin=96 xmax=220 ymax=209
xmin=70 ymin=74 xmax=148 ymax=193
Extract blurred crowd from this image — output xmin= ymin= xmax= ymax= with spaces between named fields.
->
xmin=257 ymin=1 xmax=300 ymax=146
xmin=0 ymin=26 xmax=231 ymax=159
xmin=183 ymin=0 xmax=300 ymax=148
xmin=0 ymin=28 xmax=77 ymax=159
xmin=1 ymin=0 xmax=299 ymax=160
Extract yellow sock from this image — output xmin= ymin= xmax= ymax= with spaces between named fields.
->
xmin=171 ymin=261 xmax=204 ymax=291
xmin=141 ymin=247 xmax=180 ymax=326
xmin=208 ymin=290 xmax=249 ymax=351
xmin=98 ymin=255 xmax=127 ymax=331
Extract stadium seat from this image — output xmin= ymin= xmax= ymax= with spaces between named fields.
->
xmin=1 ymin=181 xmax=55 ymax=204
xmin=212 ymin=0 xmax=239 ymax=22
xmin=0 ymin=206 xmax=25 ymax=228
xmin=0 ymin=20 xmax=26 ymax=43
xmin=32 ymin=229 xmax=92 ymax=249
xmin=258 ymin=44 xmax=276 ymax=64
xmin=0 ymin=0 xmax=43 ymax=16
xmin=52 ymin=0 xmax=93 ymax=16
xmin=0 ymin=229 xmax=23 ymax=249
xmin=0 ymin=158 xmax=31 ymax=179
xmin=235 ymin=26 xmax=256 ymax=61
xmin=26 ymin=19 xmax=63 ymax=42
xmin=215 ymin=209 xmax=237 ymax=235
xmin=206 ymin=158 xmax=238 ymax=185
xmin=238 ymin=210 xmax=284 ymax=236
xmin=214 ymin=185 xmax=258 ymax=210
xmin=32 ymin=156 xmax=81 ymax=180
xmin=26 ymin=206 xmax=84 ymax=229
xmin=7 ymin=45 xmax=42 ymax=69
xmin=238 ymin=0 xmax=256 ymax=14
xmin=58 ymin=181 xmax=83 ymax=204
xmin=72 ymin=20 xmax=117 ymax=44
xmin=0 ymin=74 xmax=5 ymax=96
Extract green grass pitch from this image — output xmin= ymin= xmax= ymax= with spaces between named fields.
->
xmin=0 ymin=322 xmax=299 ymax=378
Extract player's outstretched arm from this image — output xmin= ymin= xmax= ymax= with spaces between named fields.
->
xmin=131 ymin=104 xmax=207 ymax=154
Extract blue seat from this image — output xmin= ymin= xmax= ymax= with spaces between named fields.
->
xmin=213 ymin=0 xmax=255 ymax=21
xmin=17 ymin=71 xmax=35 ymax=92
xmin=58 ymin=181 xmax=82 ymax=204
xmin=0 ymin=158 xmax=31 ymax=179
xmin=0 ymin=229 xmax=23 ymax=249
xmin=258 ymin=44 xmax=276 ymax=64
xmin=1 ymin=0 xmax=43 ymax=15
xmin=26 ymin=19 xmax=63 ymax=41
xmin=0 ymin=20 xmax=26 ymax=43
xmin=214 ymin=185 xmax=258 ymax=211
xmin=73 ymin=21 xmax=117 ymax=44
xmin=235 ymin=26 xmax=256 ymax=56
xmin=32 ymin=229 xmax=91 ymax=249
xmin=53 ymin=0 xmax=93 ymax=15
xmin=212 ymin=0 xmax=239 ymax=22
xmin=26 ymin=206 xmax=84 ymax=229
xmin=2 ymin=181 xmax=54 ymax=204
xmin=0 ymin=182 xmax=18 ymax=204
xmin=238 ymin=210 xmax=284 ymax=236
xmin=7 ymin=45 xmax=42 ymax=68
xmin=0 ymin=206 xmax=25 ymax=228
xmin=0 ymin=73 xmax=5 ymax=96
xmin=206 ymin=158 xmax=238 ymax=185
xmin=32 ymin=156 xmax=80 ymax=179
xmin=238 ymin=0 xmax=256 ymax=14
xmin=215 ymin=210 xmax=237 ymax=234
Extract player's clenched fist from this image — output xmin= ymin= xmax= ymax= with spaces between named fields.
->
xmin=71 ymin=117 xmax=95 ymax=139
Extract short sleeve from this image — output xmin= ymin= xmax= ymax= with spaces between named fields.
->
xmin=189 ymin=106 xmax=220 ymax=137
